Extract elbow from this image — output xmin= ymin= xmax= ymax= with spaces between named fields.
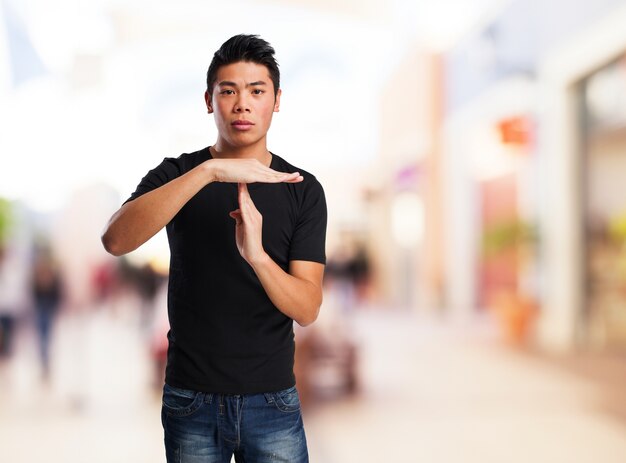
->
xmin=101 ymin=230 xmax=127 ymax=257
xmin=296 ymin=296 xmax=322 ymax=327
xmin=297 ymin=315 xmax=317 ymax=328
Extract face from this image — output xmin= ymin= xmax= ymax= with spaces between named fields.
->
xmin=205 ymin=61 xmax=281 ymax=151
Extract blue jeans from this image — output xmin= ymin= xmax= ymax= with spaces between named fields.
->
xmin=161 ymin=383 xmax=309 ymax=462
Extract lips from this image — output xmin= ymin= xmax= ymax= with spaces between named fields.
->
xmin=231 ymin=119 xmax=254 ymax=132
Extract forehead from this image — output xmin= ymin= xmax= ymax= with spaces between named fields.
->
xmin=215 ymin=61 xmax=273 ymax=88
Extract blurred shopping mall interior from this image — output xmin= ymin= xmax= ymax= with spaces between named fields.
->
xmin=2 ymin=0 xmax=626 ymax=461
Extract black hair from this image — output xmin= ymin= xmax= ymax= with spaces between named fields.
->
xmin=206 ymin=34 xmax=280 ymax=97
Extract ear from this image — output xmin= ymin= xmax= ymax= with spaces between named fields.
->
xmin=273 ymin=88 xmax=281 ymax=112
xmin=204 ymin=90 xmax=213 ymax=113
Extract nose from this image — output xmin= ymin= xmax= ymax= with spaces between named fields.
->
xmin=234 ymin=94 xmax=251 ymax=113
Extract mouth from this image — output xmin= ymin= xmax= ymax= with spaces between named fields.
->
xmin=231 ymin=120 xmax=254 ymax=131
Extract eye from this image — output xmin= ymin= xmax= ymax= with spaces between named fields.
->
xmin=221 ymin=89 xmax=235 ymax=95
xmin=252 ymin=89 xmax=264 ymax=95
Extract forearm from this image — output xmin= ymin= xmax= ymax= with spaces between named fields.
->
xmin=250 ymin=254 xmax=322 ymax=326
xmin=102 ymin=162 xmax=215 ymax=256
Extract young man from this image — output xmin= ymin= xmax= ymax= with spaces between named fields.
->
xmin=101 ymin=34 xmax=326 ymax=462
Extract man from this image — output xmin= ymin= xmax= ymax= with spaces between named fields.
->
xmin=101 ymin=34 xmax=326 ymax=462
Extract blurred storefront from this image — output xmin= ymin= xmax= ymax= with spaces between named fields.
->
xmin=365 ymin=47 xmax=445 ymax=312
xmin=580 ymin=53 xmax=626 ymax=350
xmin=537 ymin=1 xmax=626 ymax=352
xmin=442 ymin=74 xmax=539 ymax=334
xmin=443 ymin=0 xmax=626 ymax=351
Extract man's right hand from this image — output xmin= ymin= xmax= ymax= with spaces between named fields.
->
xmin=206 ymin=158 xmax=303 ymax=184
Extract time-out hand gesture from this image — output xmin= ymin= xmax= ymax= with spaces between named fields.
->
xmin=229 ymin=183 xmax=266 ymax=265
xmin=209 ymin=158 xmax=303 ymax=184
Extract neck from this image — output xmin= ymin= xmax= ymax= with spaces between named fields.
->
xmin=211 ymin=139 xmax=272 ymax=167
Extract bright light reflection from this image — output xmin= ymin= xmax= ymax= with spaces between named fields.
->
xmin=391 ymin=191 xmax=425 ymax=248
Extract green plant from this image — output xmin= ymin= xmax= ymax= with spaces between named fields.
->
xmin=609 ymin=212 xmax=626 ymax=245
xmin=0 ymin=198 xmax=12 ymax=247
xmin=481 ymin=218 xmax=537 ymax=258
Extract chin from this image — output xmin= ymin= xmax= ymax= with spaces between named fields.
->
xmin=229 ymin=134 xmax=264 ymax=147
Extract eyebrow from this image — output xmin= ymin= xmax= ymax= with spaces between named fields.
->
xmin=218 ymin=80 xmax=268 ymax=87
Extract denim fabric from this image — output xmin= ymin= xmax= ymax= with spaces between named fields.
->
xmin=161 ymin=383 xmax=309 ymax=462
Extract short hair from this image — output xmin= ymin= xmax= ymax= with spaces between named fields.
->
xmin=206 ymin=34 xmax=280 ymax=97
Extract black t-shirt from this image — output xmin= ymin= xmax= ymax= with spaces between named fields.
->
xmin=125 ymin=146 xmax=327 ymax=394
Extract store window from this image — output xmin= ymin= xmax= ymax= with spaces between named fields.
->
xmin=582 ymin=53 xmax=626 ymax=349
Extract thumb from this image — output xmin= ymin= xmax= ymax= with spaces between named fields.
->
xmin=229 ymin=209 xmax=242 ymax=224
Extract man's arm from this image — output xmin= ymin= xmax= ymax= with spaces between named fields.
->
xmin=101 ymin=158 xmax=303 ymax=256
xmin=252 ymin=258 xmax=324 ymax=327
xmin=229 ymin=182 xmax=324 ymax=326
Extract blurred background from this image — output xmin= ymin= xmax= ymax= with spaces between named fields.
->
xmin=2 ymin=0 xmax=626 ymax=461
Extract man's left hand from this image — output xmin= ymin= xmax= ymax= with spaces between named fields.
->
xmin=229 ymin=183 xmax=267 ymax=265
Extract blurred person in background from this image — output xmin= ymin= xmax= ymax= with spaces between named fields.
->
xmin=90 ymin=259 xmax=118 ymax=304
xmin=135 ymin=262 xmax=161 ymax=327
xmin=0 ymin=246 xmax=21 ymax=359
xmin=325 ymin=236 xmax=371 ymax=312
xmin=30 ymin=244 xmax=63 ymax=382
xmin=101 ymin=34 xmax=327 ymax=462
xmin=148 ymin=276 xmax=170 ymax=392
xmin=350 ymin=243 xmax=371 ymax=304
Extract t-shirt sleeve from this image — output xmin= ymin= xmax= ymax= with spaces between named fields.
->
xmin=288 ymin=178 xmax=327 ymax=264
xmin=123 ymin=157 xmax=182 ymax=204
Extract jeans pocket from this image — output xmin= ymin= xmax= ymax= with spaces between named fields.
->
xmin=162 ymin=384 xmax=205 ymax=417
xmin=271 ymin=386 xmax=301 ymax=413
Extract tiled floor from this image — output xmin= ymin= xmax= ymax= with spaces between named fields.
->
xmin=1 ymin=302 xmax=625 ymax=463
xmin=304 ymin=311 xmax=626 ymax=462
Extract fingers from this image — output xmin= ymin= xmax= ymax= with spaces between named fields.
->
xmin=238 ymin=182 xmax=249 ymax=202
xmin=235 ymin=158 xmax=304 ymax=183
xmin=277 ymin=171 xmax=303 ymax=183
xmin=212 ymin=158 xmax=304 ymax=184
xmin=283 ymin=174 xmax=304 ymax=183
xmin=238 ymin=183 xmax=253 ymax=216
xmin=244 ymin=159 xmax=293 ymax=183
xmin=237 ymin=183 xmax=261 ymax=223
xmin=260 ymin=167 xmax=303 ymax=183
